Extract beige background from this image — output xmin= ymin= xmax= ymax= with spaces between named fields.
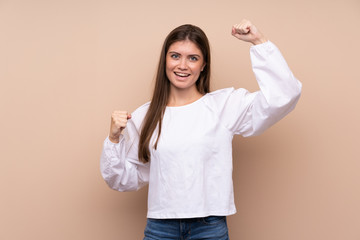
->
xmin=1 ymin=0 xmax=359 ymax=239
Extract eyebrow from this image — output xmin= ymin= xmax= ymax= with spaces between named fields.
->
xmin=168 ymin=51 xmax=202 ymax=58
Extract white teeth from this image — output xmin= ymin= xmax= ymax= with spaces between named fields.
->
xmin=175 ymin=72 xmax=190 ymax=77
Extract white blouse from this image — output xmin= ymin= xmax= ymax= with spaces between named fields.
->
xmin=100 ymin=41 xmax=302 ymax=219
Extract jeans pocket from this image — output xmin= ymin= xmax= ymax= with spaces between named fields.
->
xmin=201 ymin=215 xmax=226 ymax=225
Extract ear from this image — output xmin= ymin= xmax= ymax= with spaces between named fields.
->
xmin=201 ymin=63 xmax=206 ymax=72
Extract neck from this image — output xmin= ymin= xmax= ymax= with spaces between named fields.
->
xmin=167 ymin=86 xmax=203 ymax=107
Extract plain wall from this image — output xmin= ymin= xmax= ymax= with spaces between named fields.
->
xmin=1 ymin=0 xmax=359 ymax=239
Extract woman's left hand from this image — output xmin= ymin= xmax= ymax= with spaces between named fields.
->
xmin=231 ymin=19 xmax=268 ymax=45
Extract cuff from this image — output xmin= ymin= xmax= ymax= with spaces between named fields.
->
xmin=250 ymin=40 xmax=275 ymax=54
xmin=105 ymin=135 xmax=124 ymax=146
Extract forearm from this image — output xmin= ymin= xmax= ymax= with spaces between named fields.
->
xmin=100 ymin=136 xmax=148 ymax=192
xmin=243 ymin=41 xmax=302 ymax=136
xmin=251 ymin=41 xmax=302 ymax=107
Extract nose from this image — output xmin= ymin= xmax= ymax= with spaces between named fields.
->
xmin=177 ymin=58 xmax=188 ymax=70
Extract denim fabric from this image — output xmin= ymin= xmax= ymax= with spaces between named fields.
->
xmin=143 ymin=216 xmax=229 ymax=240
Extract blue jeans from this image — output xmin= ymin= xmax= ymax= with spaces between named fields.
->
xmin=143 ymin=216 xmax=230 ymax=240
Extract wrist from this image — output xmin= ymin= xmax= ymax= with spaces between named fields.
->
xmin=109 ymin=134 xmax=120 ymax=143
xmin=252 ymin=37 xmax=268 ymax=45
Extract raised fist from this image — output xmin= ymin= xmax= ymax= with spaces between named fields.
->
xmin=109 ymin=111 xmax=132 ymax=143
xmin=231 ymin=19 xmax=267 ymax=45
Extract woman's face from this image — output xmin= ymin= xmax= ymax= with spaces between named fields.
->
xmin=166 ymin=40 xmax=206 ymax=92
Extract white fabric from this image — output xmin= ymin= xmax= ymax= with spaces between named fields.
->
xmin=100 ymin=41 xmax=302 ymax=219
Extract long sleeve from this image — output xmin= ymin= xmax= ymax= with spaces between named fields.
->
xmin=245 ymin=40 xmax=302 ymax=136
xmin=206 ymin=41 xmax=302 ymax=137
xmin=100 ymin=110 xmax=150 ymax=192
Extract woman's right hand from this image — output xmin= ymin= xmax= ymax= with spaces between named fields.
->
xmin=109 ymin=111 xmax=132 ymax=143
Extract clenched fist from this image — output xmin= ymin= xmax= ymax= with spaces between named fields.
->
xmin=231 ymin=19 xmax=268 ymax=45
xmin=109 ymin=111 xmax=132 ymax=143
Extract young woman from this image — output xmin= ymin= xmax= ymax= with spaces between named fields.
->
xmin=100 ymin=19 xmax=302 ymax=239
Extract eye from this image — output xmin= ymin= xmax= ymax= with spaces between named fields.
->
xmin=170 ymin=53 xmax=179 ymax=59
xmin=189 ymin=56 xmax=198 ymax=61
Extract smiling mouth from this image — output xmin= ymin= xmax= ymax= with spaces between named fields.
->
xmin=174 ymin=72 xmax=191 ymax=77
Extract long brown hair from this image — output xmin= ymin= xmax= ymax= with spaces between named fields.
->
xmin=138 ymin=24 xmax=211 ymax=163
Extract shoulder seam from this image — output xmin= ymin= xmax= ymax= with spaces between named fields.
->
xmin=207 ymin=87 xmax=235 ymax=97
